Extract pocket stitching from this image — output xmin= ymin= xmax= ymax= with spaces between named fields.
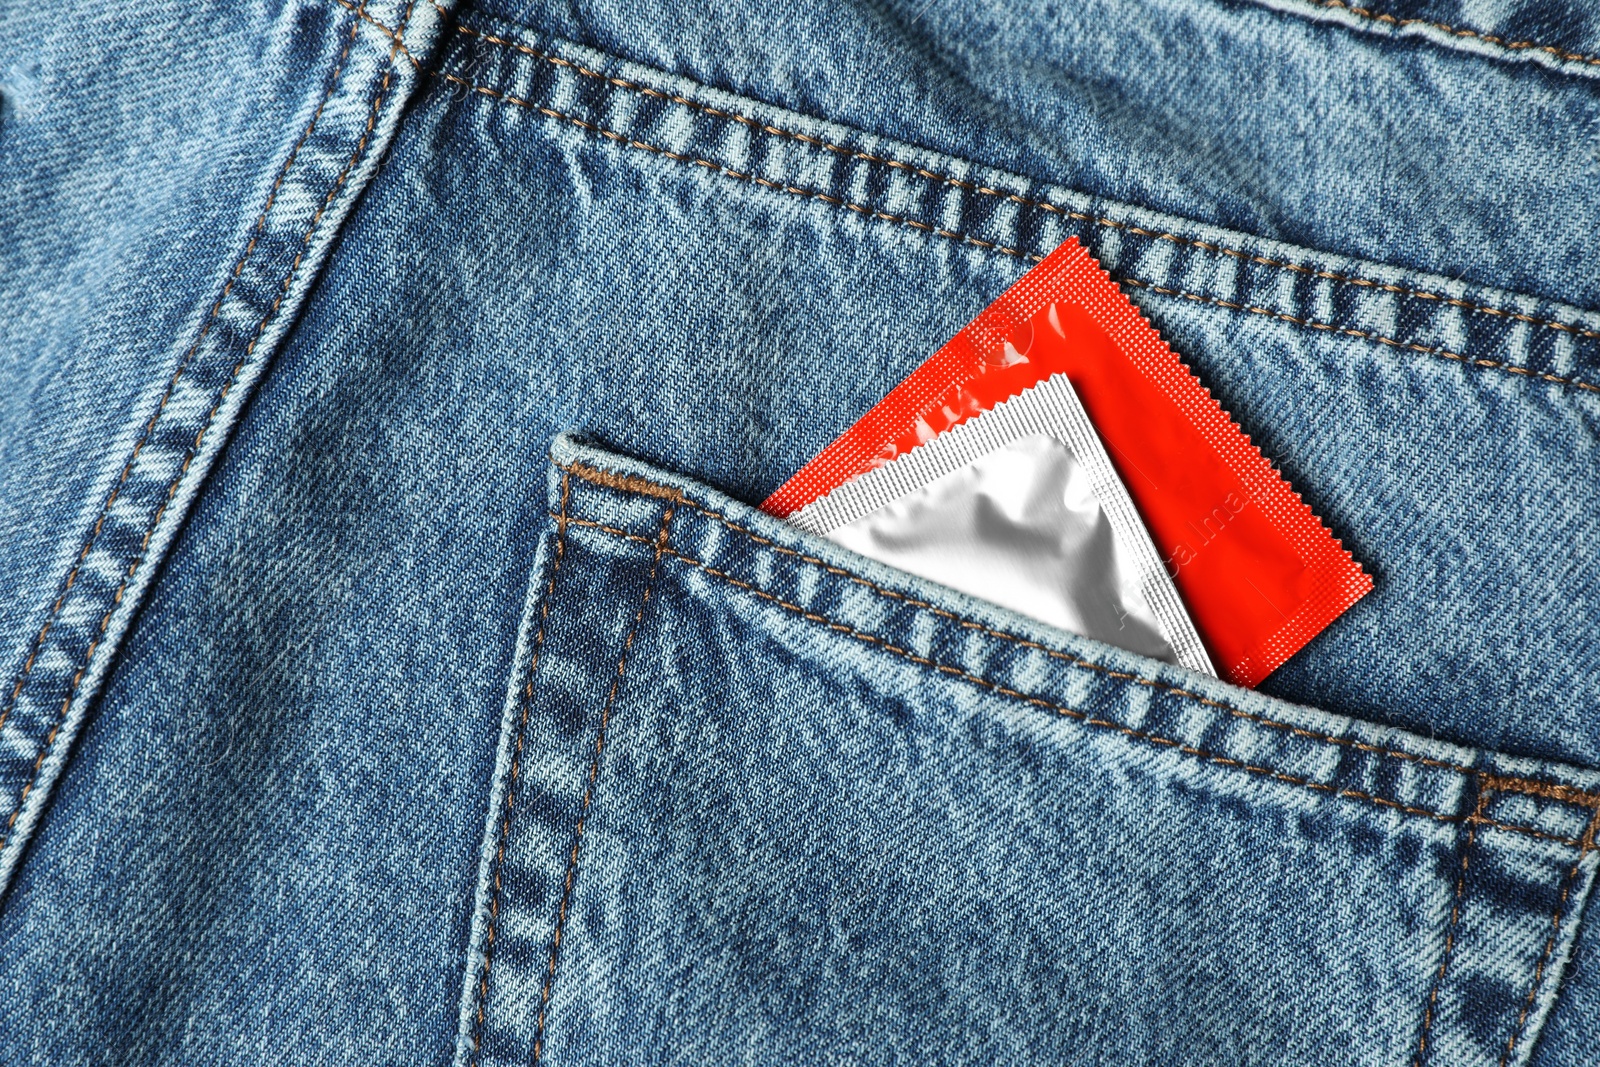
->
xmin=1497 ymin=808 xmax=1600 ymax=1066
xmin=1412 ymin=784 xmax=1490 ymax=1067
xmin=472 ymin=472 xmax=573 ymax=1066
xmin=531 ymin=502 xmax=675 ymax=1066
xmin=558 ymin=461 xmax=1600 ymax=842
xmin=553 ymin=497 xmax=1589 ymax=806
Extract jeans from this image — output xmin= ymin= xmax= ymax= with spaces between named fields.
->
xmin=2 ymin=1 xmax=1598 ymax=1063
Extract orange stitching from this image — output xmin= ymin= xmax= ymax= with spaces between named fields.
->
xmin=443 ymin=72 xmax=1600 ymax=397
xmin=0 ymin=4 xmax=412 ymax=850
xmin=331 ymin=0 xmax=422 ymax=68
xmin=1460 ymin=815 xmax=1590 ymax=847
xmin=1299 ymin=0 xmax=1600 ymax=69
xmin=532 ymin=504 xmax=674 ymax=1066
xmin=436 ymin=75 xmax=1033 ymax=256
xmin=0 ymin=3 xmax=371 ymax=753
xmin=452 ymin=23 xmax=1600 ymax=346
xmin=470 ymin=474 xmax=570 ymax=1065
xmin=1118 ymin=279 xmax=1600 ymax=396
xmin=662 ymin=501 xmax=1494 ymax=772
xmin=642 ymin=544 xmax=1578 ymax=839
xmin=562 ymin=515 xmax=660 ymax=547
xmin=609 ymin=522 xmax=1600 ymax=838
xmin=566 ymin=461 xmax=686 ymax=502
xmin=1481 ymin=774 xmax=1600 ymax=808
xmin=1414 ymin=787 xmax=1490 ymax=1067
xmin=559 ymin=504 xmax=1479 ymax=771
xmin=554 ymin=463 xmax=1600 ymax=807
xmin=1499 ymin=808 xmax=1600 ymax=1067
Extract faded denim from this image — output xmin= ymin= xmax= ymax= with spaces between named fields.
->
xmin=1 ymin=0 xmax=1599 ymax=1064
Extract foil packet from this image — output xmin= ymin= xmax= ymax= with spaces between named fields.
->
xmin=792 ymin=374 xmax=1216 ymax=676
xmin=765 ymin=238 xmax=1372 ymax=687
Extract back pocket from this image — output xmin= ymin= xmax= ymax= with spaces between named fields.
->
xmin=455 ymin=435 xmax=1600 ymax=1067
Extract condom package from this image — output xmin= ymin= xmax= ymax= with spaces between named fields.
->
xmin=764 ymin=238 xmax=1372 ymax=688
xmin=792 ymin=374 xmax=1216 ymax=676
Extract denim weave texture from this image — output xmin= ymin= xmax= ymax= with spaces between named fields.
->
xmin=0 ymin=0 xmax=1598 ymax=1064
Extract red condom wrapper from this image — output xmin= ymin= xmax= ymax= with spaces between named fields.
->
xmin=762 ymin=238 xmax=1372 ymax=687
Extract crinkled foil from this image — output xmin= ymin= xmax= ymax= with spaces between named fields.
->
xmin=792 ymin=375 xmax=1215 ymax=675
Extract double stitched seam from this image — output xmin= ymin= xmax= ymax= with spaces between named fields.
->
xmin=1117 ymin=279 xmax=1599 ymax=392
xmin=560 ymin=505 xmax=1584 ymax=842
xmin=469 ymin=474 xmax=571 ymax=1065
xmin=551 ymin=488 xmax=1600 ymax=811
xmin=0 ymin=2 xmax=414 ymax=852
xmin=442 ymin=71 xmax=1600 ymax=397
xmin=0 ymin=1 xmax=368 ymax=752
xmin=435 ymin=75 xmax=1030 ymax=256
xmin=651 ymin=542 xmax=1584 ymax=842
xmin=531 ymin=504 xmax=674 ymax=1065
xmin=452 ymin=23 xmax=1600 ymax=347
xmin=1296 ymin=0 xmax=1600 ymax=68
xmin=1498 ymin=808 xmax=1600 ymax=1067
xmin=555 ymin=462 xmax=1600 ymax=821
xmin=1413 ymin=786 xmax=1491 ymax=1067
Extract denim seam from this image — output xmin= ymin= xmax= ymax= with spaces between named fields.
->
xmin=1412 ymin=785 xmax=1490 ymax=1067
xmin=531 ymin=503 xmax=674 ymax=1066
xmin=643 ymin=540 xmax=1589 ymax=841
xmin=333 ymin=0 xmax=423 ymax=69
xmin=1499 ymin=810 xmax=1600 ymax=1066
xmin=1117 ymin=279 xmax=1599 ymax=393
xmin=0 ymin=0 xmax=369 ymax=767
xmin=0 ymin=2 xmax=413 ymax=859
xmin=451 ymin=23 xmax=1600 ymax=348
xmin=0 ymin=6 xmax=415 ymax=850
xmin=469 ymin=472 xmax=571 ymax=1066
xmin=555 ymin=502 xmax=1592 ymax=840
xmin=437 ymin=74 xmax=1044 ymax=255
xmin=552 ymin=508 xmax=1594 ymax=820
xmin=1288 ymin=0 xmax=1600 ymax=69
xmin=556 ymin=459 xmax=1600 ymax=814
xmin=443 ymin=70 xmax=1600 ymax=398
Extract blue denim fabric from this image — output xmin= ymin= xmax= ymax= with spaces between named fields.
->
xmin=475 ymin=436 xmax=1600 ymax=1067
xmin=2 ymin=0 xmax=1599 ymax=1064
